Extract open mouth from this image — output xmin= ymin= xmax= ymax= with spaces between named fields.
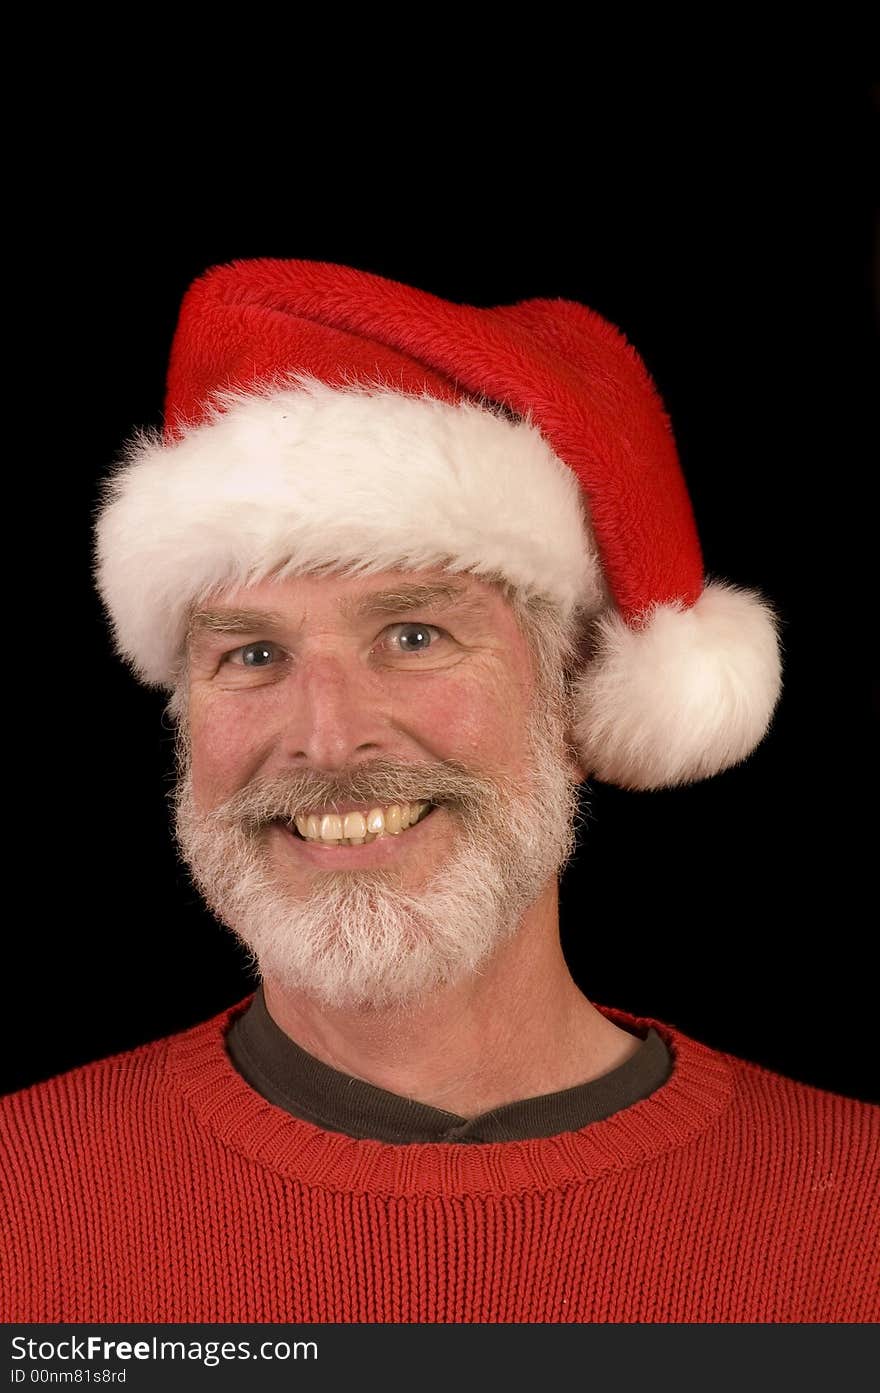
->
xmin=284 ymin=801 xmax=440 ymax=848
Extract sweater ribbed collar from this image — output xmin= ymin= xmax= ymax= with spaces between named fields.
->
xmin=168 ymin=994 xmax=736 ymax=1196
xmin=225 ymin=983 xmax=672 ymax=1144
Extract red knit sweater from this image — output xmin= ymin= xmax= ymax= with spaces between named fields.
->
xmin=2 ymin=996 xmax=878 ymax=1323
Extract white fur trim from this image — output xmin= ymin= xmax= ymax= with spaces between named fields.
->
xmin=571 ymin=578 xmax=784 ymax=790
xmin=94 ymin=374 xmax=603 ymax=687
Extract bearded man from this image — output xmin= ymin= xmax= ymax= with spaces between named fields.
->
xmin=2 ymin=259 xmax=877 ymax=1324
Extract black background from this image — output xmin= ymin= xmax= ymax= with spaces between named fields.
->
xmin=4 ymin=74 xmax=875 ymax=1104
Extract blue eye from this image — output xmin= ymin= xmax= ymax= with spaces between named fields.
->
xmin=385 ymin=622 xmax=443 ymax=654
xmin=237 ymin=642 xmax=278 ymax=667
xmin=223 ymin=625 xmax=444 ymax=671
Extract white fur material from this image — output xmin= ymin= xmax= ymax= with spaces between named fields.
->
xmin=571 ymin=578 xmax=784 ymax=790
xmin=94 ymin=374 xmax=784 ymax=789
xmin=94 ymin=374 xmax=603 ymax=687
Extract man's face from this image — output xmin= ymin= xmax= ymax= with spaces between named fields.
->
xmin=173 ymin=565 xmax=585 ymax=1012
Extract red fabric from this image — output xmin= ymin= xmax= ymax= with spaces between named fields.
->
xmin=161 ymin=259 xmax=704 ymax=626
xmin=3 ymin=996 xmax=877 ymax=1324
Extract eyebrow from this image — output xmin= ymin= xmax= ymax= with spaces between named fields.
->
xmin=187 ymin=581 xmax=493 ymax=646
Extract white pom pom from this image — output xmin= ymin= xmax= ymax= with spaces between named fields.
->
xmin=571 ymin=579 xmax=784 ymax=790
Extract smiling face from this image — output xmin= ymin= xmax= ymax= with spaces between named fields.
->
xmin=172 ymin=565 xmax=585 ymax=1012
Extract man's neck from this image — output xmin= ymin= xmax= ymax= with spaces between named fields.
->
xmin=262 ymin=893 xmax=640 ymax=1118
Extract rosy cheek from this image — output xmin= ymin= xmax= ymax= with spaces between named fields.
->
xmin=401 ymin=682 xmax=512 ymax=768
xmin=188 ymin=705 xmax=260 ymax=806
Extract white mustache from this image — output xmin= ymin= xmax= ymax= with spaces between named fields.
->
xmin=201 ymin=760 xmax=518 ymax=832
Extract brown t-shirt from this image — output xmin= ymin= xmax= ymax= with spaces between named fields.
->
xmin=226 ymin=984 xmax=673 ymax=1144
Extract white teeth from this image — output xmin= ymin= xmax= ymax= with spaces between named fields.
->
xmin=296 ymin=800 xmax=432 ymax=845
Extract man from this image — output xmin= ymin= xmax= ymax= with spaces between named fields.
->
xmin=2 ymin=259 xmax=877 ymax=1323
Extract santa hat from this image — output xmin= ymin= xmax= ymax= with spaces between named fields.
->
xmin=93 ymin=257 xmax=783 ymax=791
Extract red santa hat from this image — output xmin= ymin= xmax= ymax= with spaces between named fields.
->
xmin=93 ymin=257 xmax=783 ymax=791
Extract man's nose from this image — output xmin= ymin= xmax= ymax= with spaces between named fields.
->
xmin=277 ymin=651 xmax=393 ymax=770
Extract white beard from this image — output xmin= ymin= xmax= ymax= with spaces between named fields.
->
xmin=172 ymin=697 xmax=582 ymax=1013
